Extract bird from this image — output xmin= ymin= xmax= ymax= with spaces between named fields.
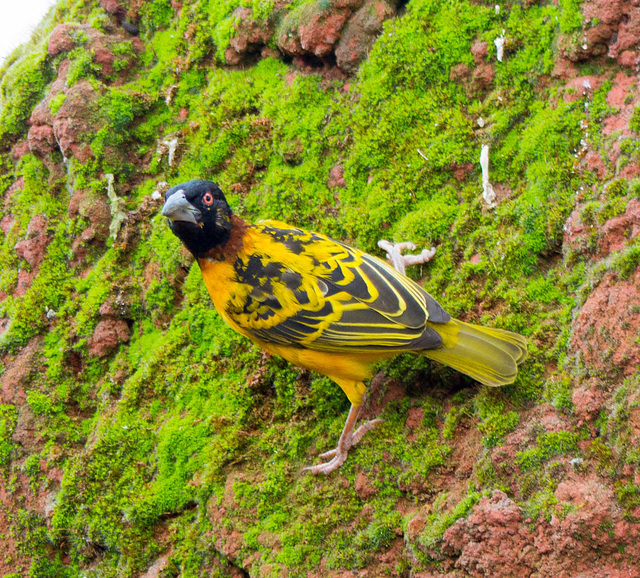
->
xmin=161 ymin=180 xmax=528 ymax=475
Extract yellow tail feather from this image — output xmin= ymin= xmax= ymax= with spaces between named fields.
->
xmin=422 ymin=320 xmax=528 ymax=387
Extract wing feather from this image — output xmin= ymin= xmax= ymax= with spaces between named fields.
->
xmin=226 ymin=223 xmax=449 ymax=352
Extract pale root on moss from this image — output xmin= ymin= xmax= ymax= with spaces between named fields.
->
xmin=156 ymin=137 xmax=179 ymax=167
xmin=106 ymin=173 xmax=126 ymax=239
xmin=480 ymin=144 xmax=497 ymax=208
xmin=495 ymin=30 xmax=505 ymax=62
xmin=377 ymin=240 xmax=436 ymax=276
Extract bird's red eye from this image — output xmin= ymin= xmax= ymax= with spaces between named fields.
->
xmin=203 ymin=191 xmax=214 ymax=205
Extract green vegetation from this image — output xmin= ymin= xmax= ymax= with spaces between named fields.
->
xmin=0 ymin=0 xmax=638 ymax=575
xmin=515 ymin=431 xmax=581 ymax=471
xmin=0 ymin=45 xmax=54 ymax=142
xmin=0 ymin=404 xmax=18 ymax=471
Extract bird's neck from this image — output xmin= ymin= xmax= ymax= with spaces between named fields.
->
xmin=198 ymin=214 xmax=248 ymax=262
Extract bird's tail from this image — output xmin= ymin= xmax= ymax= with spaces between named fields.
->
xmin=421 ymin=319 xmax=528 ymax=386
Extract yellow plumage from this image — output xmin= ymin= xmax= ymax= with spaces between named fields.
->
xmin=421 ymin=320 xmax=528 ymax=387
xmin=197 ymin=219 xmax=527 ymax=406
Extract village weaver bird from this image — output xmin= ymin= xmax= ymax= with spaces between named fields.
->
xmin=162 ymin=180 xmax=527 ymax=474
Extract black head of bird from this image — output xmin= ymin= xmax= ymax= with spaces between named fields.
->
xmin=161 ymin=180 xmax=233 ymax=257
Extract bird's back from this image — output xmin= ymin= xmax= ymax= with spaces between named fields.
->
xmin=197 ymin=219 xmax=452 ymax=356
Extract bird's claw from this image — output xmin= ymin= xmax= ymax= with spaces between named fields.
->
xmin=302 ymin=450 xmax=348 ymax=475
xmin=303 ymin=419 xmax=385 ymax=475
xmin=351 ymin=418 xmax=384 ymax=445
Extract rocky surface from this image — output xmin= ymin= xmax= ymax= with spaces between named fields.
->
xmin=572 ymin=267 xmax=640 ymax=377
xmin=225 ymin=0 xmax=398 ymax=71
xmin=558 ymin=0 xmax=640 ymax=69
xmin=0 ymin=0 xmax=640 ymax=576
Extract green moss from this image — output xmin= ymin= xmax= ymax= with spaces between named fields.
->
xmin=615 ymin=480 xmax=640 ymax=513
xmin=524 ymin=276 xmax=564 ymax=304
xmin=630 ymin=104 xmax=640 ymax=134
xmin=50 ymin=417 xmax=159 ymax=564
xmin=590 ymin=81 xmax=618 ymax=123
xmin=140 ymin=0 xmax=175 ymax=32
xmin=614 ymin=244 xmax=640 ymax=280
xmin=27 ymin=390 xmax=63 ymax=417
xmin=523 ymin=488 xmax=561 ymax=523
xmin=515 ymin=431 xmax=581 ymax=471
xmin=474 ymin=390 xmax=519 ymax=447
xmin=0 ymin=0 xmax=630 ymax=574
xmin=10 ymin=156 xmax=56 ymax=226
xmin=1 ymin=231 xmax=74 ymax=352
xmin=606 ymin=178 xmax=629 ymax=198
xmin=161 ymin=510 xmax=234 ymax=576
xmin=49 ymin=91 xmax=67 ymax=115
xmin=66 ymin=46 xmax=97 ymax=86
xmin=90 ymin=86 xmax=155 ymax=175
xmin=418 ymin=491 xmax=481 ymax=549
xmin=0 ymin=44 xmax=53 ymax=143
xmin=588 ymin=438 xmax=615 ymax=473
xmin=546 ymin=375 xmax=574 ymax=414
xmin=558 ymin=0 xmax=584 ymax=34
xmin=66 ymin=251 xmax=115 ymax=339
xmin=0 ymin=404 xmax=18 ymax=471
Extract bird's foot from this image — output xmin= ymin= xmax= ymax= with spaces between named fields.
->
xmin=378 ymin=240 xmax=436 ymax=275
xmin=317 ymin=419 xmax=385 ymax=459
xmin=302 ymin=418 xmax=384 ymax=475
xmin=302 ymin=449 xmax=349 ymax=475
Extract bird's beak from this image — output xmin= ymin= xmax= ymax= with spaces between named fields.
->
xmin=161 ymin=190 xmax=200 ymax=225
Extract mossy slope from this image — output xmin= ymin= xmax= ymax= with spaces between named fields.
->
xmin=0 ymin=0 xmax=639 ymax=576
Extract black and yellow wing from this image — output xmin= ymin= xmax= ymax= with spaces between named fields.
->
xmin=224 ymin=221 xmax=450 ymax=353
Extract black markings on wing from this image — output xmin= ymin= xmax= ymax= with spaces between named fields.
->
xmin=322 ymin=247 xmax=450 ymax=327
xmin=362 ymin=253 xmax=451 ymax=324
xmin=259 ymin=226 xmax=307 ymax=255
xmin=229 ymin=224 xmax=450 ymax=352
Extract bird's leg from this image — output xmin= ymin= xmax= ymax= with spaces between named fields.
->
xmin=377 ymin=240 xmax=436 ymax=275
xmin=302 ymin=404 xmax=384 ymax=475
xmin=303 ymin=240 xmax=431 ymax=477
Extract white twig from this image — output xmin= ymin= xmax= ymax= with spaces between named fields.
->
xmin=495 ymin=30 xmax=505 ymax=62
xmin=378 ymin=240 xmax=436 ymax=275
xmin=480 ymin=145 xmax=497 ymax=208
xmin=106 ymin=173 xmax=126 ymax=239
xmin=156 ymin=138 xmax=179 ymax=167
xmin=52 ymin=124 xmax=67 ymax=164
xmin=166 ymin=138 xmax=179 ymax=167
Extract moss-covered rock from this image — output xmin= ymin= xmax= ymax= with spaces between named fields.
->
xmin=0 ymin=0 xmax=640 ymax=575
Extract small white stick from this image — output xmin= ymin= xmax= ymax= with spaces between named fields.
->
xmin=166 ymin=137 xmax=179 ymax=167
xmin=106 ymin=173 xmax=126 ymax=239
xmin=480 ymin=145 xmax=497 ymax=208
xmin=378 ymin=240 xmax=436 ymax=275
xmin=495 ymin=30 xmax=505 ymax=62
